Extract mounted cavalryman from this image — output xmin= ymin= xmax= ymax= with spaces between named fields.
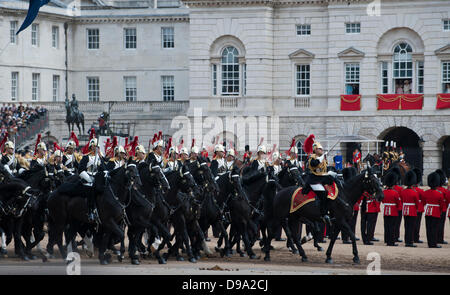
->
xmin=62 ymin=140 xmax=79 ymax=176
xmin=210 ymin=144 xmax=227 ymax=180
xmin=106 ymin=145 xmax=127 ymax=171
xmin=1 ymin=141 xmax=19 ymax=178
xmin=251 ymin=145 xmax=268 ymax=173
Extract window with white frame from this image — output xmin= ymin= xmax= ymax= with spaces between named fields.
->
xmin=344 ymin=63 xmax=360 ymax=95
xmin=296 ymin=24 xmax=311 ymax=35
xmin=53 ymin=75 xmax=60 ymax=102
xmin=124 ymin=76 xmax=137 ymax=101
xmin=87 ymin=29 xmax=99 ymax=49
xmin=52 ymin=26 xmax=59 ymax=49
xmin=124 ymin=28 xmax=137 ymax=49
xmin=381 ymin=62 xmax=389 ymax=94
xmin=11 ymin=72 xmax=18 ymax=101
xmin=296 ymin=138 xmax=308 ymax=165
xmin=443 ymin=61 xmax=450 ymax=93
xmin=221 ymin=46 xmax=240 ymax=96
xmin=444 ymin=19 xmax=450 ymax=31
xmin=10 ymin=21 xmax=18 ymax=44
xmin=31 ymin=24 xmax=39 ymax=46
xmin=345 ymin=22 xmax=360 ymax=34
xmin=32 ymin=73 xmax=40 ymax=101
xmin=243 ymin=63 xmax=247 ymax=96
xmin=416 ymin=61 xmax=424 ymax=94
xmin=87 ymin=77 xmax=100 ymax=101
xmin=212 ymin=64 xmax=217 ymax=96
xmin=161 ymin=76 xmax=174 ymax=101
xmin=393 ymin=43 xmax=413 ymax=94
xmin=296 ymin=64 xmax=310 ymax=96
xmin=162 ymin=27 xmax=174 ymax=48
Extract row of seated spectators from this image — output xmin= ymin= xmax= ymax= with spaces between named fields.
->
xmin=1 ymin=103 xmax=48 ymax=139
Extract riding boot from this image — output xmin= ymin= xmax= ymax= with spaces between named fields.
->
xmin=317 ymin=191 xmax=331 ymax=226
xmin=87 ymin=189 xmax=99 ymax=223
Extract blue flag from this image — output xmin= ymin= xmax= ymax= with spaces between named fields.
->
xmin=16 ymin=0 xmax=50 ymax=35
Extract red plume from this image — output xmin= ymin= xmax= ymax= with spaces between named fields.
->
xmin=124 ymin=137 xmax=129 ymax=149
xmin=158 ymin=131 xmax=162 ymax=140
xmin=130 ymin=136 xmax=139 ymax=157
xmin=151 ymin=133 xmax=157 ymax=145
xmin=191 ymin=139 xmax=195 ymax=148
xmin=34 ymin=133 xmax=42 ymax=155
xmin=53 ymin=142 xmax=62 ymax=151
xmin=107 ymin=136 xmax=118 ymax=158
xmin=303 ymin=134 xmax=315 ymax=155
xmin=0 ymin=132 xmax=9 ymax=153
xmin=177 ymin=138 xmax=184 ymax=151
xmin=104 ymin=138 xmax=111 ymax=154
xmin=164 ymin=137 xmax=173 ymax=158
xmin=82 ymin=128 xmax=96 ymax=154
xmin=69 ymin=131 xmax=79 ymax=147
xmin=287 ymin=138 xmax=296 ymax=155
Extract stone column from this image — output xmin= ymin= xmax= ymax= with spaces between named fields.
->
xmin=422 ymin=140 xmax=440 ymax=186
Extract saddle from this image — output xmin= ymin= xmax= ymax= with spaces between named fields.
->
xmin=290 ymin=182 xmax=339 ymax=213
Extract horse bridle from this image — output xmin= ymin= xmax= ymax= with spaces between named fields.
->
xmin=362 ymin=172 xmax=379 ymax=200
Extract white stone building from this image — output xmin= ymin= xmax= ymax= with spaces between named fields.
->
xmin=1 ymin=0 xmax=450 ymax=179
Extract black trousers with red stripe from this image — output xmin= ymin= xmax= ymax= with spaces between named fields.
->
xmin=425 ymin=216 xmax=440 ymax=247
xmin=361 ymin=212 xmax=378 ymax=243
xmin=403 ymin=216 xmax=416 ymax=245
xmin=414 ymin=211 xmax=423 ymax=242
xmin=437 ymin=212 xmax=446 ymax=243
xmin=394 ymin=211 xmax=402 ymax=241
xmin=384 ymin=215 xmax=397 ymax=245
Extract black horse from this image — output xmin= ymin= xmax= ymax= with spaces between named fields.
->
xmin=263 ymin=168 xmax=384 ymax=264
xmin=65 ymin=98 xmax=85 ymax=135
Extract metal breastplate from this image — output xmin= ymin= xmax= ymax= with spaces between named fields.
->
xmin=216 ymin=158 xmax=227 ymax=174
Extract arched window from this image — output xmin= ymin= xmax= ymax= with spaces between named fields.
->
xmin=296 ymin=138 xmax=308 ymax=164
xmin=221 ymin=46 xmax=240 ymax=96
xmin=393 ymin=43 xmax=413 ymax=94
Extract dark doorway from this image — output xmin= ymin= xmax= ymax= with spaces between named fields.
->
xmin=382 ymin=127 xmax=423 ymax=171
xmin=345 ymin=142 xmax=361 ymax=165
xmin=442 ymin=137 xmax=450 ymax=175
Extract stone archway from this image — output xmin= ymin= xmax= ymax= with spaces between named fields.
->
xmin=379 ymin=126 xmax=423 ymax=171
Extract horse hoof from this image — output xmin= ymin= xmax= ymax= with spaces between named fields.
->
xmin=264 ymin=256 xmax=270 ymax=262
xmin=176 ymin=256 xmax=184 ymax=262
xmin=292 ymin=249 xmax=299 ymax=255
xmin=100 ymin=260 xmax=109 ymax=265
xmin=301 ymin=257 xmax=308 ymax=262
xmin=239 ymin=253 xmax=246 ymax=257
xmin=158 ymin=258 xmax=167 ymax=265
xmin=195 ymin=255 xmax=201 ymax=260
xmin=1 ymin=248 xmax=7 ymax=256
xmin=131 ymin=259 xmax=140 ymax=265
xmin=162 ymin=253 xmax=169 ymax=260
xmin=214 ymin=247 xmax=221 ymax=253
xmin=22 ymin=256 xmax=30 ymax=261
xmin=42 ymin=257 xmax=48 ymax=263
xmin=353 ymin=257 xmax=360 ymax=264
xmin=249 ymin=254 xmax=257 ymax=259
xmin=325 ymin=258 xmax=333 ymax=264
xmin=189 ymin=257 xmax=197 ymax=263
xmin=317 ymin=247 xmax=324 ymax=252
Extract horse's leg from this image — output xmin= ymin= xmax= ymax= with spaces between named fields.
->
xmin=340 ymin=220 xmax=360 ymax=264
xmin=240 ymin=221 xmax=256 ymax=259
xmin=98 ymin=231 xmax=111 ymax=265
xmin=13 ymin=218 xmax=28 ymax=260
xmin=325 ymin=222 xmax=342 ymax=264
xmin=177 ymin=214 xmax=196 ymax=263
xmin=289 ymin=219 xmax=308 ymax=262
xmin=127 ymin=226 xmax=139 ymax=265
xmin=263 ymin=217 xmax=278 ymax=262
xmin=217 ymin=220 xmax=231 ymax=257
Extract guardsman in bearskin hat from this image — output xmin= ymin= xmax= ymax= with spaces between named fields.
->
xmin=400 ymin=170 xmax=420 ymax=247
xmin=106 ymin=145 xmax=127 ymax=171
xmin=381 ymin=172 xmax=401 ymax=246
xmin=412 ymin=168 xmax=425 ymax=243
xmin=243 ymin=145 xmax=252 ymax=165
xmin=210 ymin=144 xmax=227 ymax=180
xmin=435 ymin=169 xmax=449 ymax=245
xmin=251 ymin=145 xmax=268 ymax=173
xmin=303 ymin=136 xmax=333 ymax=225
xmin=62 ymin=140 xmax=79 ymax=176
xmin=1 ymin=141 xmax=19 ymax=178
xmin=79 ymin=137 xmax=104 ymax=223
xmin=423 ymin=172 xmax=446 ymax=248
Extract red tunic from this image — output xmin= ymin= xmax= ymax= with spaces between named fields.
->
xmin=400 ymin=188 xmax=420 ymax=217
xmin=412 ymin=186 xmax=425 ymax=213
xmin=437 ymin=187 xmax=450 ymax=213
xmin=365 ymin=192 xmax=380 ymax=213
xmin=423 ymin=189 xmax=445 ymax=218
xmin=353 ymin=196 xmax=362 ymax=211
xmin=382 ymin=189 xmax=400 ymax=216
xmin=393 ymin=185 xmax=404 ymax=211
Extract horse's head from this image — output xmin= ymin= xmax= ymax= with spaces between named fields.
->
xmin=229 ymin=165 xmax=246 ymax=198
xmin=126 ymin=163 xmax=142 ymax=187
xmin=178 ymin=164 xmax=201 ymax=198
xmin=148 ymin=162 xmax=170 ymax=192
xmin=362 ymin=167 xmax=384 ymax=202
xmin=196 ymin=158 xmax=219 ymax=194
xmin=284 ymin=161 xmax=305 ymax=187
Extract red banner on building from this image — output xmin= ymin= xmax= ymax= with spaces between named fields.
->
xmin=436 ymin=93 xmax=450 ymax=109
xmin=340 ymin=95 xmax=361 ymax=111
xmin=377 ymin=94 xmax=423 ymax=110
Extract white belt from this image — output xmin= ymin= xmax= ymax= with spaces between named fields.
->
xmin=426 ymin=204 xmax=439 ymax=207
xmin=403 ymin=203 xmax=415 ymax=206
xmin=384 ymin=203 xmax=396 ymax=206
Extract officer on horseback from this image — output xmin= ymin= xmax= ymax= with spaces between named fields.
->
xmin=106 ymin=145 xmax=127 ymax=171
xmin=164 ymin=146 xmax=179 ymax=172
xmin=210 ymin=144 xmax=227 ymax=180
xmin=79 ymin=138 xmax=103 ymax=223
xmin=226 ymin=148 xmax=235 ymax=170
xmin=62 ymin=140 xmax=79 ymax=176
xmin=147 ymin=137 xmax=164 ymax=170
xmin=1 ymin=141 xmax=19 ymax=178
xmin=251 ymin=145 xmax=268 ymax=173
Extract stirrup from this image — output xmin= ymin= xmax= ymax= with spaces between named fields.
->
xmin=322 ymin=215 xmax=332 ymax=227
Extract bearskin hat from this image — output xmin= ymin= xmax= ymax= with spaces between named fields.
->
xmin=412 ymin=168 xmax=422 ymax=185
xmin=405 ymin=170 xmax=417 ymax=187
xmin=427 ymin=172 xmax=440 ymax=189
xmin=342 ymin=167 xmax=357 ymax=182
xmin=384 ymin=172 xmax=397 ymax=188
xmin=435 ymin=169 xmax=446 ymax=186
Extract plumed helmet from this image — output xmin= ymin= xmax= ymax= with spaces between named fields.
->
xmin=272 ymin=151 xmax=280 ymax=160
xmin=89 ymin=138 xmax=98 ymax=147
xmin=66 ymin=140 xmax=76 ymax=149
xmin=135 ymin=145 xmax=146 ymax=154
xmin=227 ymin=149 xmax=235 ymax=157
xmin=257 ymin=145 xmax=267 ymax=154
xmin=405 ymin=170 xmax=417 ymax=187
xmin=37 ymin=142 xmax=47 ymax=151
xmin=169 ymin=146 xmax=178 ymax=154
xmin=412 ymin=168 xmax=422 ymax=185
xmin=4 ymin=141 xmax=14 ymax=149
xmin=114 ymin=145 xmax=126 ymax=155
xmin=435 ymin=169 xmax=447 ymax=186
xmin=191 ymin=146 xmax=199 ymax=154
xmin=312 ymin=141 xmax=323 ymax=150
xmin=342 ymin=167 xmax=357 ymax=182
xmin=427 ymin=172 xmax=441 ymax=188
xmin=214 ymin=144 xmax=225 ymax=153
xmin=153 ymin=139 xmax=164 ymax=150
xmin=384 ymin=172 xmax=397 ymax=188
xmin=54 ymin=150 xmax=62 ymax=157
xmin=179 ymin=147 xmax=189 ymax=156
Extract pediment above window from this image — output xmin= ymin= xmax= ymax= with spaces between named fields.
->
xmin=435 ymin=44 xmax=450 ymax=59
xmin=289 ymin=49 xmax=315 ymax=61
xmin=338 ymin=47 xmax=365 ymax=59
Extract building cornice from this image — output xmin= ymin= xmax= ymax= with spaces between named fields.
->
xmin=75 ymin=14 xmax=189 ymax=23
xmin=181 ymin=0 xmax=372 ymax=7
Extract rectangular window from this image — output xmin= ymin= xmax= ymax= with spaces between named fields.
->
xmin=11 ymin=72 xmax=18 ymax=101
xmin=381 ymin=62 xmax=389 ymax=94
xmin=443 ymin=61 xmax=450 ymax=93
xmin=296 ymin=64 xmax=310 ymax=96
xmin=162 ymin=27 xmax=174 ymax=48
xmin=345 ymin=22 xmax=361 ymax=34
xmin=10 ymin=21 xmax=18 ymax=44
xmin=124 ymin=76 xmax=137 ymax=101
xmin=32 ymin=73 xmax=40 ymax=101
xmin=52 ymin=26 xmax=59 ymax=49
xmin=417 ymin=61 xmax=424 ymax=94
xmin=31 ymin=24 xmax=39 ymax=46
xmin=296 ymin=24 xmax=311 ymax=35
xmin=243 ymin=64 xmax=247 ymax=96
xmin=444 ymin=19 xmax=450 ymax=31
xmin=124 ymin=28 xmax=137 ymax=49
xmin=87 ymin=77 xmax=100 ymax=101
xmin=87 ymin=29 xmax=99 ymax=49
xmin=212 ymin=64 xmax=217 ymax=96
xmin=53 ymin=75 xmax=60 ymax=101
xmin=161 ymin=76 xmax=174 ymax=101
xmin=345 ymin=63 xmax=360 ymax=95
xmin=157 ymin=0 xmax=180 ymax=8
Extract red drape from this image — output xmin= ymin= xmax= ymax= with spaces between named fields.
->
xmin=377 ymin=94 xmax=423 ymax=110
xmin=436 ymin=94 xmax=450 ymax=109
xmin=340 ymin=95 xmax=361 ymax=111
